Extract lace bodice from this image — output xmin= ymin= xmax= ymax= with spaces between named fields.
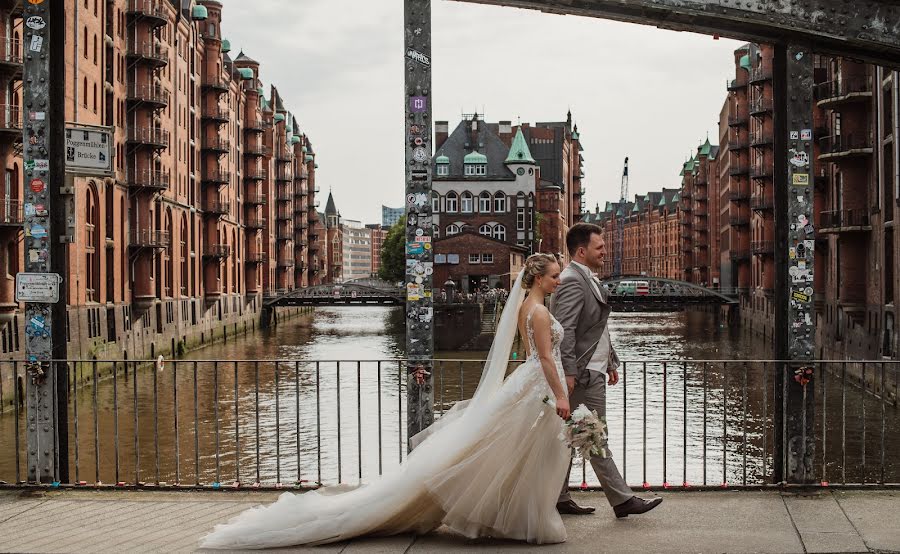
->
xmin=524 ymin=306 xmax=566 ymax=384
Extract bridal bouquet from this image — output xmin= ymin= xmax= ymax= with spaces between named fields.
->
xmin=542 ymin=398 xmax=609 ymax=460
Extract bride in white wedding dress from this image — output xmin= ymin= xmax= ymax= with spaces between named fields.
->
xmin=200 ymin=253 xmax=573 ymax=548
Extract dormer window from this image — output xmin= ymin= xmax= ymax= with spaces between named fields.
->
xmin=435 ymin=154 xmax=450 ymax=176
xmin=465 ymin=164 xmax=486 ymax=176
xmin=464 ymin=150 xmax=487 ymax=177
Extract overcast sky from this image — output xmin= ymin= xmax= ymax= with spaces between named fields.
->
xmin=220 ymin=0 xmax=743 ymax=224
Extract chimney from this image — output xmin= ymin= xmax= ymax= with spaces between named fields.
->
xmin=499 ymin=120 xmax=512 ymax=145
xmin=435 ymin=121 xmax=449 ymax=149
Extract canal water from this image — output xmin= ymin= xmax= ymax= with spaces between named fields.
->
xmin=0 ymin=306 xmax=896 ymax=488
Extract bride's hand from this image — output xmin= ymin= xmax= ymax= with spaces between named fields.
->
xmin=555 ymin=396 xmax=570 ymax=420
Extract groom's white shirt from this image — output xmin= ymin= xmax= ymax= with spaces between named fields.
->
xmin=568 ymin=260 xmax=612 ymax=375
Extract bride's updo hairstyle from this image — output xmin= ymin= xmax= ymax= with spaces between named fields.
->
xmin=521 ymin=253 xmax=558 ymax=289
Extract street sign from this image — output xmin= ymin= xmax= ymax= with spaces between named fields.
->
xmin=15 ymin=273 xmax=62 ymax=303
xmin=65 ymin=124 xmax=113 ymax=174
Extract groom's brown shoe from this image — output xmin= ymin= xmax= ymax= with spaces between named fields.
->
xmin=556 ymin=499 xmax=595 ymax=515
xmin=613 ymin=496 xmax=663 ymax=518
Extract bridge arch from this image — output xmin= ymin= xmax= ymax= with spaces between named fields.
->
xmin=599 ymin=275 xmax=738 ymax=304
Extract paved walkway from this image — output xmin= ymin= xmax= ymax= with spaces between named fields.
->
xmin=0 ymin=489 xmax=897 ymax=553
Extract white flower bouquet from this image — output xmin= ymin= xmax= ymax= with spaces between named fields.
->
xmin=542 ymin=398 xmax=609 ymax=460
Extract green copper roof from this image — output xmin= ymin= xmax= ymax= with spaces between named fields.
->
xmin=290 ymin=135 xmax=301 ymax=145
xmin=643 ymin=194 xmax=651 ymax=202
xmin=237 ymin=67 xmax=254 ymax=80
xmin=314 ymin=163 xmax=319 ymax=168
xmin=672 ymin=192 xmax=680 ymax=202
xmin=657 ymin=195 xmax=666 ymax=207
xmin=436 ymin=154 xmax=450 ymax=164
xmin=301 ymin=146 xmax=308 ymax=153
xmin=631 ymin=203 xmax=640 ymax=213
xmin=221 ymin=39 xmax=231 ymax=53
xmin=740 ymin=54 xmax=751 ymax=71
xmin=273 ymin=113 xmax=285 ymax=123
xmin=464 ymin=150 xmax=487 ymax=164
xmin=699 ymin=137 xmax=712 ymax=157
xmin=572 ymin=131 xmax=580 ymax=140
xmin=504 ymin=129 xmax=535 ymax=165
xmin=191 ymin=5 xmax=208 ymax=20
xmin=305 ymin=155 xmax=314 ymax=162
xmin=256 ymin=86 xmax=264 ymax=95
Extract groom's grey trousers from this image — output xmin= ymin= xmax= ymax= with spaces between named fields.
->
xmin=558 ymin=373 xmax=633 ymax=507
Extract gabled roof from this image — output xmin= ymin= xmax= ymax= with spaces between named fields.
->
xmin=432 ymin=119 xmax=515 ymax=180
xmin=505 ymin=128 xmax=535 ymax=164
xmin=234 ymin=51 xmax=258 ymax=64
xmin=325 ymin=192 xmax=338 ymax=216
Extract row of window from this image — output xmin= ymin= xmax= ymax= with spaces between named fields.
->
xmin=434 ymin=191 xmax=509 ymax=213
xmin=468 ymin=253 xmax=495 ymax=264
xmin=435 ymin=163 xmax=487 ymax=177
xmin=442 ymin=223 xmax=507 ymax=242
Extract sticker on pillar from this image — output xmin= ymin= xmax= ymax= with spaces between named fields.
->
xmin=798 ymin=215 xmax=809 ymax=226
xmin=418 ymin=308 xmax=433 ymax=323
xmin=29 ymin=224 xmax=47 ymax=239
xmin=414 ymin=235 xmax=430 ymax=243
xmin=29 ymin=35 xmax=43 ymax=52
xmin=409 ymin=124 xmax=423 ymax=136
xmin=407 ymin=213 xmax=417 ymax=226
xmin=29 ymin=178 xmax=45 ymax=193
xmin=795 ymin=52 xmax=805 ymax=60
xmin=24 ymin=160 xmax=34 ymax=172
xmin=28 ymin=111 xmax=45 ymax=121
xmin=789 ymin=150 xmax=809 ymax=168
xmin=804 ymin=223 xmax=814 ymax=235
xmin=407 ymin=283 xmax=422 ymax=301
xmin=791 ymin=290 xmax=810 ymax=303
xmin=800 ymin=129 xmax=812 ymax=141
xmin=405 ymin=49 xmax=431 ymax=66
xmin=407 ymin=242 xmax=424 ymax=255
xmin=413 ymin=147 xmax=428 ymax=163
xmin=23 ymin=203 xmax=35 ymax=217
xmin=409 ymin=96 xmax=428 ymax=113
xmin=789 ymin=247 xmax=796 ymax=259
xmin=407 ymin=193 xmax=427 ymax=207
xmin=27 ymin=0 xmax=45 ymax=4
xmin=796 ymin=243 xmax=806 ymax=258
xmin=25 ymin=16 xmax=45 ymax=29
xmin=792 ymin=173 xmax=809 ymax=186
xmin=790 ymin=131 xmax=799 ymax=140
xmin=803 ymin=240 xmax=814 ymax=250
xmin=33 ymin=204 xmax=47 ymax=217
xmin=33 ymin=159 xmax=49 ymax=172
xmin=424 ymin=289 xmax=432 ymax=298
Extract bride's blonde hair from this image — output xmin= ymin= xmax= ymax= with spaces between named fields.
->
xmin=521 ymin=253 xmax=558 ymax=289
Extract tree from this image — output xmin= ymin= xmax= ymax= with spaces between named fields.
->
xmin=379 ymin=216 xmax=406 ymax=282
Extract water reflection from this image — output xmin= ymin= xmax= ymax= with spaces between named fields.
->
xmin=0 ymin=307 xmax=896 ymax=487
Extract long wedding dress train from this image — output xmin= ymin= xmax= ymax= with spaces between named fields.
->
xmin=200 ymin=277 xmax=570 ymax=549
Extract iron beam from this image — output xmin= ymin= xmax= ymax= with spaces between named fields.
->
xmin=451 ymin=0 xmax=900 ymax=69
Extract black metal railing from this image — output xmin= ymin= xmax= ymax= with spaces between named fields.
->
xmin=127 ymin=126 xmax=169 ymax=148
xmin=203 ymin=244 xmax=231 ymax=259
xmin=1 ymin=359 xmax=896 ymax=489
xmin=749 ymin=67 xmax=772 ymax=83
xmin=729 ymin=187 xmax=750 ymax=201
xmin=820 ymin=209 xmax=871 ymax=230
xmin=128 ymin=169 xmax=169 ymax=192
xmin=729 ymin=164 xmax=749 ymax=176
xmin=201 ymin=106 xmax=230 ymax=122
xmin=0 ymin=104 xmax=21 ymax=132
xmin=751 ymin=193 xmax=773 ymax=211
xmin=203 ymin=199 xmax=230 ymax=216
xmin=0 ymin=38 xmax=22 ymax=65
xmin=127 ymin=0 xmax=168 ymax=24
xmin=127 ymin=41 xmax=169 ymax=65
xmin=730 ymin=215 xmax=750 ymax=226
xmin=727 ymin=113 xmax=747 ymax=127
xmin=749 ymin=98 xmax=772 ymax=115
xmin=0 ymin=199 xmax=24 ymax=226
xmin=730 ymin=249 xmax=751 ymax=262
xmin=819 ymin=134 xmax=873 ymax=156
xmin=130 ymin=229 xmax=170 ymax=249
xmin=126 ymin=84 xmax=169 ymax=106
xmin=202 ymin=137 xmax=229 ymax=153
xmin=752 ymin=240 xmax=774 ymax=255
xmin=815 ymin=77 xmax=872 ymax=102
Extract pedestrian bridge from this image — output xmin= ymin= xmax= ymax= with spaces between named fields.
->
xmin=265 ymin=279 xmax=404 ymax=307
xmin=600 ymin=276 xmax=737 ymax=311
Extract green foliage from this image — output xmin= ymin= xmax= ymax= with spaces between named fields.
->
xmin=379 ymin=216 xmax=406 ymax=282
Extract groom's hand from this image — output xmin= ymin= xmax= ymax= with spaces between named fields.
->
xmin=566 ymin=375 xmax=575 ymax=395
xmin=607 ymin=369 xmax=619 ymax=386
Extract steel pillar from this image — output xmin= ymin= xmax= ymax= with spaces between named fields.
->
xmin=404 ymin=0 xmax=435 ymax=444
xmin=23 ymin=0 xmax=68 ymax=484
xmin=773 ymin=44 xmax=816 ymax=484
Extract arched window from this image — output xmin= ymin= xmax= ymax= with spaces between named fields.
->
xmin=431 ymin=192 xmax=439 ymax=212
xmin=93 ymin=34 xmax=98 ymax=65
xmin=85 ymin=183 xmax=100 ymax=302
xmin=180 ymin=214 xmax=188 ymax=297
xmin=432 ymin=224 xmax=439 ymax=238
xmin=446 ymin=191 xmax=458 ymax=213
xmin=446 ymin=224 xmax=460 ymax=236
xmin=493 ymin=224 xmax=506 ymax=242
xmin=82 ymin=78 xmax=88 ymax=108
xmin=165 ymin=208 xmax=173 ymax=297
xmin=460 ymin=191 xmax=473 ymax=213
xmin=92 ymin=83 xmax=97 ymax=112
xmin=479 ymin=224 xmax=492 ymax=237
xmin=479 ymin=191 xmax=491 ymax=213
xmin=493 ymin=192 xmax=506 ymax=213
xmin=82 ymin=27 xmax=88 ymax=58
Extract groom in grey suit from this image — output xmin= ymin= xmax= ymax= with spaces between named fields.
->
xmin=550 ymin=223 xmax=662 ymax=518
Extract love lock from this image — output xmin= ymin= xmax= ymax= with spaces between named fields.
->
xmin=26 ymin=361 xmax=48 ymax=384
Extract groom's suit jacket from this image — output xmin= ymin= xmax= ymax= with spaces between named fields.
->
xmin=549 ymin=264 xmax=620 ymax=386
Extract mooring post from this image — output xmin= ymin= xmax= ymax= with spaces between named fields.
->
xmin=773 ymin=43 xmax=816 ymax=484
xmin=404 ymin=0 xmax=435 ymax=446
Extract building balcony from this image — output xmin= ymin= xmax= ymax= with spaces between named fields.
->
xmin=309 ymin=242 xmax=321 ymax=252
xmin=0 ymin=104 xmax=21 ymax=136
xmin=201 ymin=106 xmax=230 ymax=123
xmin=126 ymin=41 xmax=169 ymax=67
xmin=245 ymin=253 xmax=266 ymax=264
xmin=275 ymin=153 xmax=293 ymax=163
xmin=294 ymin=203 xmax=307 ymax=214
xmin=726 ymin=79 xmax=746 ymax=92
xmin=818 ymin=134 xmax=873 ymax=160
xmin=126 ymin=84 xmax=169 ymax=108
xmin=694 ymin=173 xmax=708 ymax=186
xmin=680 ymin=230 xmax=692 ymax=239
xmin=749 ymin=98 xmax=773 ymax=115
xmin=729 ymin=164 xmax=749 ymax=176
xmin=276 ymin=231 xmax=294 ymax=241
xmin=245 ymin=120 xmax=270 ymax=133
xmin=130 ymin=229 xmax=170 ymax=249
xmin=295 ymin=260 xmax=307 ymax=271
xmin=128 ymin=169 xmax=169 ymax=192
xmin=126 ymin=0 xmax=168 ymax=26
xmin=815 ymin=77 xmax=872 ymax=107
xmin=245 ymin=193 xmax=267 ymax=206
xmin=681 ymin=243 xmax=693 ymax=253
xmin=277 ymin=192 xmax=293 ymax=202
xmin=728 ymin=139 xmax=748 ymax=151
xmin=750 ymin=163 xmax=772 ymax=180
xmin=202 ymin=168 xmax=229 ymax=185
xmin=275 ymin=170 xmax=292 ymax=181
xmin=730 ymin=249 xmax=751 ymax=262
xmin=0 ymin=200 xmax=24 ymax=226
xmin=694 ymin=190 xmax=708 ymax=201
xmin=750 ymin=131 xmax=772 ymax=147
xmin=276 ymin=210 xmax=292 ymax=221
xmin=728 ymin=112 xmax=748 ymax=127
xmin=295 ymin=187 xmax=309 ymax=197
xmin=751 ymin=193 xmax=774 ymax=212
xmin=819 ymin=208 xmax=872 ymax=233
xmin=244 ymin=144 xmax=271 ymax=157
xmin=277 ymin=260 xmax=295 ymax=268
xmin=729 ymin=186 xmax=750 ymax=201
xmin=694 ymin=222 xmax=709 ymax=232
xmin=203 ymin=244 xmax=231 ymax=260
xmin=0 ymin=38 xmax=22 ymax=71
xmin=751 ymin=240 xmax=774 ymax=255
xmin=245 ymin=217 xmax=265 ymax=230
xmin=749 ymin=67 xmax=772 ymax=83
xmin=730 ymin=215 xmax=750 ymax=226
xmin=244 ymin=169 xmax=268 ymax=181
xmin=201 ymin=77 xmax=229 ymax=93
xmin=202 ymin=137 xmax=230 ymax=154
xmin=126 ymin=126 xmax=169 ymax=149
xmin=203 ymin=198 xmax=230 ymax=217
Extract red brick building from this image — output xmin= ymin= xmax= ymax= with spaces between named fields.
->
xmin=432 ymin=231 xmax=527 ymax=292
xmin=0 ymin=0 xmax=322 ymax=360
